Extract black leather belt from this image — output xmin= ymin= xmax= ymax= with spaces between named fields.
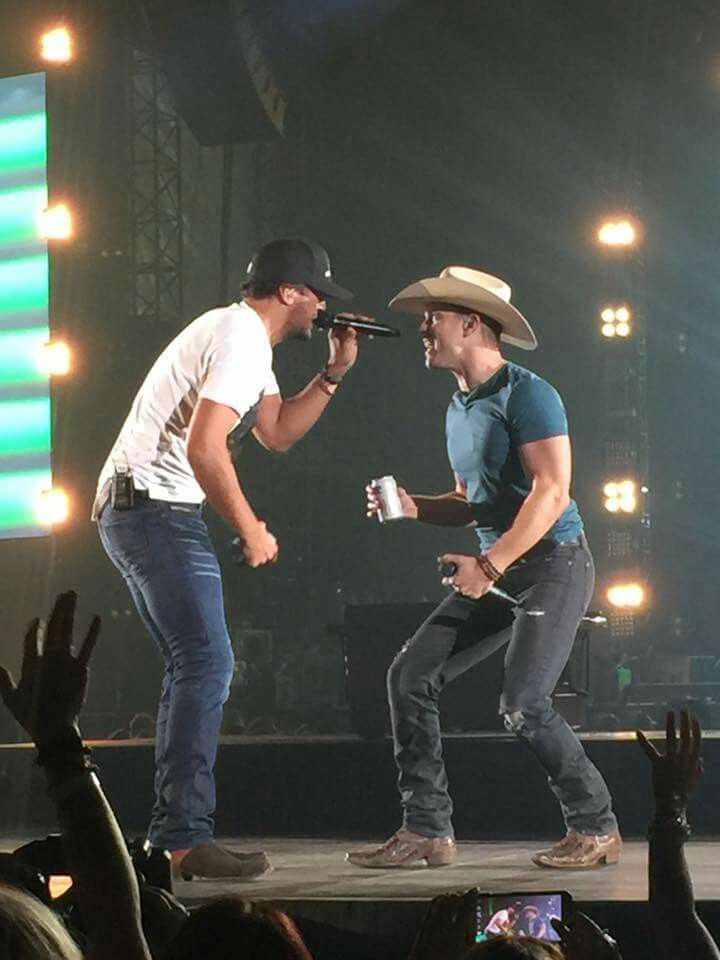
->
xmin=520 ymin=535 xmax=583 ymax=561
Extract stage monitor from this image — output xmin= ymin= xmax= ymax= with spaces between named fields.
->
xmin=0 ymin=72 xmax=52 ymax=540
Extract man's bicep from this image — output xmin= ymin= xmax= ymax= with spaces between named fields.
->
xmin=253 ymin=392 xmax=283 ymax=449
xmin=188 ymin=398 xmax=239 ymax=454
xmin=518 ymin=434 xmax=572 ymax=489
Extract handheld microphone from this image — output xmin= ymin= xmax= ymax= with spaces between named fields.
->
xmin=437 ymin=560 xmax=545 ymax=616
xmin=314 ymin=309 xmax=401 ymax=338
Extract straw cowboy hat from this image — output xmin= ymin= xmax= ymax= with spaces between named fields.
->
xmin=388 ymin=266 xmax=537 ymax=350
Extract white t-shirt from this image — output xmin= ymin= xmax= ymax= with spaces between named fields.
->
xmin=93 ymin=301 xmax=279 ymax=514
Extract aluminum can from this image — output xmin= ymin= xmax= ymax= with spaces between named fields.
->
xmin=371 ymin=475 xmax=404 ymax=523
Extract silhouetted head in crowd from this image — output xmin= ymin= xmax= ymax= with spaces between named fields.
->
xmin=0 ymin=883 xmax=82 ymax=960
xmin=162 ymin=897 xmax=313 ymax=960
xmin=464 ymin=936 xmax=564 ymax=960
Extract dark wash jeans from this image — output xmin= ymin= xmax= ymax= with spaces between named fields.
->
xmin=98 ymin=498 xmax=234 ymax=850
xmin=387 ymin=538 xmax=618 ymax=839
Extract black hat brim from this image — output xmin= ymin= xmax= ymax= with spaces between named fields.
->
xmin=311 ymin=277 xmax=354 ymax=301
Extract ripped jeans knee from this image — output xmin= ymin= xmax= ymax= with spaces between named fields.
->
xmin=503 ymin=709 xmax=527 ymax=735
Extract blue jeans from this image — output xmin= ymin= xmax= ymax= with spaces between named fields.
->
xmin=387 ymin=538 xmax=618 ymax=839
xmin=98 ymin=498 xmax=234 ymax=850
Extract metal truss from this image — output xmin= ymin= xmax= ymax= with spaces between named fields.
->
xmin=127 ymin=32 xmax=183 ymax=326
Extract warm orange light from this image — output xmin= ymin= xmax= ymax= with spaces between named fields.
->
xmin=40 ymin=27 xmax=73 ymax=64
xmin=600 ymin=305 xmax=633 ymax=339
xmin=597 ymin=219 xmax=637 ymax=247
xmin=38 ymin=204 xmax=73 ymax=240
xmin=607 ymin=582 xmax=646 ymax=609
xmin=37 ymin=341 xmax=72 ymax=376
xmin=35 ymin=488 xmax=70 ymax=527
xmin=603 ymin=479 xmax=638 ymax=514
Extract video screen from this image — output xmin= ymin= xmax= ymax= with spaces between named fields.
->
xmin=476 ymin=892 xmax=565 ymax=943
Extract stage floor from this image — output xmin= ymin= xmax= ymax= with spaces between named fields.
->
xmin=173 ymin=837 xmax=720 ymax=904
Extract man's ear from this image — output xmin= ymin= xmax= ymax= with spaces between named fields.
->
xmin=462 ymin=313 xmax=480 ymax=333
xmin=277 ymin=283 xmax=297 ymax=306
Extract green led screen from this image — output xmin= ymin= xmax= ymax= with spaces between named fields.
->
xmin=0 ymin=73 xmax=52 ymax=539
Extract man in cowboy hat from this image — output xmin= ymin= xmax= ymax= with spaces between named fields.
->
xmin=347 ymin=266 xmax=620 ymax=870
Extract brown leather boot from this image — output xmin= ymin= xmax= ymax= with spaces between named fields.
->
xmin=173 ymin=841 xmax=271 ymax=880
xmin=532 ymin=830 xmax=622 ymax=869
xmin=346 ymin=828 xmax=457 ymax=869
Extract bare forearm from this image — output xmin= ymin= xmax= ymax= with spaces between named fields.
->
xmin=410 ymin=492 xmax=475 ymax=527
xmin=649 ymin=819 xmax=720 ymax=960
xmin=47 ymin=767 xmax=150 ymax=960
xmin=190 ymin=448 xmax=259 ymax=536
xmin=486 ymin=483 xmax=569 ymax=571
xmin=270 ymin=376 xmax=333 ymax=450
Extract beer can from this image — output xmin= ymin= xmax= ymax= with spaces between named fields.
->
xmin=371 ymin=475 xmax=404 ymax=523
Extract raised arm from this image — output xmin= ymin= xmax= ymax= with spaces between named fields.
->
xmin=637 ymin=709 xmax=719 ymax=960
xmin=0 ymin=592 xmax=151 ymax=960
xmin=253 ymin=325 xmax=358 ymax=452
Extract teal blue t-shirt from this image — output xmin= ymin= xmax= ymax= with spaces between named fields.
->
xmin=445 ymin=362 xmax=583 ymax=550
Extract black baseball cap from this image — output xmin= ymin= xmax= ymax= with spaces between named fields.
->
xmin=245 ymin=237 xmax=354 ymax=301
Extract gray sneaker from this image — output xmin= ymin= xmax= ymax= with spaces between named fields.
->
xmin=174 ymin=841 xmax=271 ymax=880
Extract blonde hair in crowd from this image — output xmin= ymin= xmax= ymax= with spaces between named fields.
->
xmin=0 ymin=884 xmax=83 ymax=960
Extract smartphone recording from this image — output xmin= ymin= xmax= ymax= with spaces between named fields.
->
xmin=476 ymin=891 xmax=571 ymax=943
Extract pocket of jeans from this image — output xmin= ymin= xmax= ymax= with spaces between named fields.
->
xmin=520 ymin=550 xmax=590 ymax=629
xmin=100 ymin=514 xmax=150 ymax=571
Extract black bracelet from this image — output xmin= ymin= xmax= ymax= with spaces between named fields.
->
xmin=478 ymin=554 xmax=501 ymax=582
xmin=647 ymin=813 xmax=691 ymax=840
xmin=36 ymin=735 xmax=92 ymax=769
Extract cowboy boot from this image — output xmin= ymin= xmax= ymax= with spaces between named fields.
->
xmin=346 ymin=828 xmax=457 ymax=869
xmin=532 ymin=830 xmax=622 ymax=869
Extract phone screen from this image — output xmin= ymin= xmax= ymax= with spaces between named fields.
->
xmin=475 ymin=891 xmax=568 ymax=943
xmin=48 ymin=875 xmax=73 ymax=899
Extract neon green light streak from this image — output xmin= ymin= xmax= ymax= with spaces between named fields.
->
xmin=0 ymin=255 xmax=49 ymax=314
xmin=0 ymin=114 xmax=47 ymax=173
xmin=0 ymin=468 xmax=51 ymax=529
xmin=0 ymin=185 xmax=47 ymax=245
xmin=0 ymin=398 xmax=51 ymax=455
xmin=0 ymin=328 xmax=49 ymax=384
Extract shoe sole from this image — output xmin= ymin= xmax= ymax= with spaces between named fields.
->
xmin=532 ymin=853 xmax=621 ymax=870
xmin=178 ymin=864 xmax=273 ymax=882
xmin=345 ymin=854 xmax=457 ymax=870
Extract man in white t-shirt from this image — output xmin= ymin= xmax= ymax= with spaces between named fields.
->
xmin=95 ymin=237 xmax=360 ymax=879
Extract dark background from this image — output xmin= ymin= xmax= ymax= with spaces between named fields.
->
xmin=1 ymin=0 xmax=719 ymax=736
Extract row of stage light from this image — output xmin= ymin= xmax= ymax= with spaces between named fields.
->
xmin=595 ymin=217 xmax=647 ymax=613
xmin=24 ymin=26 xmax=648 ymax=613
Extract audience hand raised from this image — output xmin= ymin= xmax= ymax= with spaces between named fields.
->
xmin=551 ymin=912 xmax=622 ymax=960
xmin=637 ymin=708 xmax=703 ymax=812
xmin=0 ymin=590 xmax=100 ymax=747
xmin=408 ymin=888 xmax=477 ymax=960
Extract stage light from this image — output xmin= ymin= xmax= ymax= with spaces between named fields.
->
xmin=38 ymin=204 xmax=73 ymax=240
xmin=40 ymin=27 xmax=73 ymax=64
xmin=599 ymin=305 xmax=633 ymax=339
xmin=607 ymin=582 xmax=645 ymax=609
xmin=35 ymin=488 xmax=70 ymax=527
xmin=603 ymin=478 xmax=638 ymax=513
xmin=36 ymin=340 xmax=71 ymax=376
xmin=597 ymin=219 xmax=637 ymax=247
